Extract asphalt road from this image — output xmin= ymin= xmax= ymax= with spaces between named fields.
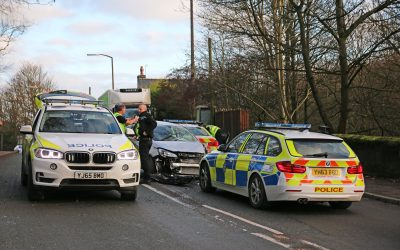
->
xmin=1 ymin=154 xmax=399 ymax=250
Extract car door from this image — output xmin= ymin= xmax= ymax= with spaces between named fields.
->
xmin=236 ymin=133 xmax=268 ymax=187
xmin=215 ymin=132 xmax=250 ymax=185
xmin=263 ymin=135 xmax=283 ymax=186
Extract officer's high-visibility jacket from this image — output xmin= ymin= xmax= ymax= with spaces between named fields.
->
xmin=206 ymin=125 xmax=221 ymax=138
xmin=113 ymin=112 xmax=126 ymax=133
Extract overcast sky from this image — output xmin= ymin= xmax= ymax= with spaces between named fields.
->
xmin=1 ymin=0 xmax=194 ymax=97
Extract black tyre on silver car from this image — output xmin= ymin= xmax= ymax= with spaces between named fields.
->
xmin=248 ymin=174 xmax=271 ymax=209
xmin=199 ymin=162 xmax=216 ymax=193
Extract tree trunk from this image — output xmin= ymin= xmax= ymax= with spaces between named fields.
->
xmin=336 ymin=0 xmax=349 ymax=133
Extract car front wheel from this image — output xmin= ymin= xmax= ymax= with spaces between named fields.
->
xmin=27 ymin=160 xmax=45 ymax=201
xmin=199 ymin=163 xmax=216 ymax=193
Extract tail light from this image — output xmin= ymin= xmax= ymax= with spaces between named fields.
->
xmin=208 ymin=140 xmax=219 ymax=147
xmin=347 ymin=164 xmax=363 ymax=174
xmin=276 ymin=161 xmax=306 ymax=173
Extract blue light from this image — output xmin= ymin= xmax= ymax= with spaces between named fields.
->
xmin=255 ymin=122 xmax=311 ymax=129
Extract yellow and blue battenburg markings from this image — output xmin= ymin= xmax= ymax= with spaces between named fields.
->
xmin=204 ymin=153 xmax=281 ymax=187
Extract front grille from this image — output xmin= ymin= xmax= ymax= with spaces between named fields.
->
xmin=177 ymin=152 xmax=203 ymax=164
xmin=65 ymin=152 xmax=90 ymax=164
xmin=93 ymin=152 xmax=116 ymax=164
xmin=68 ymin=166 xmax=113 ymax=171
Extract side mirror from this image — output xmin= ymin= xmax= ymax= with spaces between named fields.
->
xmin=20 ymin=125 xmax=33 ymax=134
xmin=126 ymin=128 xmax=135 ymax=136
xmin=218 ymin=144 xmax=227 ymax=152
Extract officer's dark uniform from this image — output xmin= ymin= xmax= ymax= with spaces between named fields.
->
xmin=134 ymin=111 xmax=157 ymax=182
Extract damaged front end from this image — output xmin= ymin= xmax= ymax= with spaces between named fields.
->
xmin=152 ymin=148 xmax=204 ymax=185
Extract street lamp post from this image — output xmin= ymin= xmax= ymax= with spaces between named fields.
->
xmin=87 ymin=53 xmax=115 ymax=90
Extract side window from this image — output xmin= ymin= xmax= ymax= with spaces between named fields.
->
xmin=227 ymin=133 xmax=250 ymax=153
xmin=32 ymin=110 xmax=42 ymax=131
xmin=255 ymin=136 xmax=268 ymax=155
xmin=242 ymin=133 xmax=267 ymax=154
xmin=266 ymin=136 xmax=282 ymax=157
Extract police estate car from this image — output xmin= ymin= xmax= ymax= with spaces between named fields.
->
xmin=20 ymin=90 xmax=140 ymax=201
xmin=199 ymin=123 xmax=365 ymax=209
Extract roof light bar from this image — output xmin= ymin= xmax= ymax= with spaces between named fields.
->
xmin=44 ymin=99 xmax=104 ymax=106
xmin=255 ymin=122 xmax=311 ymax=130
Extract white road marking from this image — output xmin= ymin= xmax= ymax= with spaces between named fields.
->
xmin=144 ymin=184 xmax=330 ymax=250
xmin=142 ymin=184 xmax=193 ymax=209
xmin=301 ymin=240 xmax=330 ymax=250
xmin=202 ymin=204 xmax=284 ymax=235
xmin=251 ymin=233 xmax=291 ymax=249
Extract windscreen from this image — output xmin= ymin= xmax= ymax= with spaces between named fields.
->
xmin=154 ymin=125 xmax=197 ymax=142
xmin=185 ymin=126 xmax=210 ymax=136
xmin=287 ymin=139 xmax=352 ymax=159
xmin=125 ymin=108 xmax=139 ymax=117
xmin=39 ymin=110 xmax=121 ymax=134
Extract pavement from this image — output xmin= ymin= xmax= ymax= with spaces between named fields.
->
xmin=364 ymin=176 xmax=400 ymax=205
xmin=0 ymin=151 xmax=17 ymax=158
xmin=1 ymin=154 xmax=400 ymax=250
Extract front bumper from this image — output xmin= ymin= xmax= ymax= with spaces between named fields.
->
xmin=31 ymin=157 xmax=140 ymax=190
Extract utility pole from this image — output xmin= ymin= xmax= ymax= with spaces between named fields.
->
xmin=88 ymin=86 xmax=92 ymax=95
xmin=208 ymin=37 xmax=215 ymax=124
xmin=190 ymin=0 xmax=195 ymax=82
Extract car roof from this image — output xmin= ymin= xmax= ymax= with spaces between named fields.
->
xmin=250 ymin=129 xmax=343 ymax=141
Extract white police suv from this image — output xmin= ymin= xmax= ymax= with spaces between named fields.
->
xmin=20 ymin=90 xmax=140 ymax=201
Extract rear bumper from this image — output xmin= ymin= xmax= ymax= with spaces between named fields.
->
xmin=266 ymin=185 xmax=364 ymax=202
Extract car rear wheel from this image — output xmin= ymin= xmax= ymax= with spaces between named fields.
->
xmin=27 ymin=160 xmax=45 ymax=201
xmin=121 ymin=189 xmax=137 ymax=201
xmin=199 ymin=163 xmax=216 ymax=193
xmin=248 ymin=175 xmax=271 ymax=209
xmin=329 ymin=201 xmax=352 ymax=209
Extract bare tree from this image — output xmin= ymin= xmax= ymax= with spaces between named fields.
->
xmin=0 ymin=63 xmax=54 ymax=147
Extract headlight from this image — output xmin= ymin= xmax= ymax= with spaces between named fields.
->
xmin=158 ymin=148 xmax=178 ymax=158
xmin=34 ymin=148 xmax=64 ymax=159
xmin=117 ymin=150 xmax=139 ymax=160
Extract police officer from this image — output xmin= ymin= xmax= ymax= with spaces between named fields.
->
xmin=113 ymin=104 xmax=136 ymax=133
xmin=133 ymin=104 xmax=157 ymax=184
xmin=206 ymin=124 xmax=229 ymax=145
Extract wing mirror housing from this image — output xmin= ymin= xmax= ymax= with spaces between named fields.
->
xmin=20 ymin=125 xmax=33 ymax=134
xmin=217 ymin=144 xmax=227 ymax=152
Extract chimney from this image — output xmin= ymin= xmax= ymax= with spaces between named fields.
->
xmin=139 ymin=66 xmax=145 ymax=78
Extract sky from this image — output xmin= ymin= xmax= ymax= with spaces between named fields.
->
xmin=1 ymin=0 xmax=195 ymax=98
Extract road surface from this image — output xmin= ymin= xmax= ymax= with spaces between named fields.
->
xmin=1 ymin=154 xmax=399 ymax=250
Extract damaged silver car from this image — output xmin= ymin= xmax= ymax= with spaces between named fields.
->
xmin=149 ymin=121 xmax=206 ymax=184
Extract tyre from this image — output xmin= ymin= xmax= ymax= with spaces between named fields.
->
xmin=20 ymin=159 xmax=27 ymax=187
xmin=121 ymin=189 xmax=137 ymax=201
xmin=199 ymin=163 xmax=216 ymax=193
xmin=329 ymin=201 xmax=352 ymax=209
xmin=248 ymin=175 xmax=271 ymax=209
xmin=27 ymin=160 xmax=45 ymax=201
